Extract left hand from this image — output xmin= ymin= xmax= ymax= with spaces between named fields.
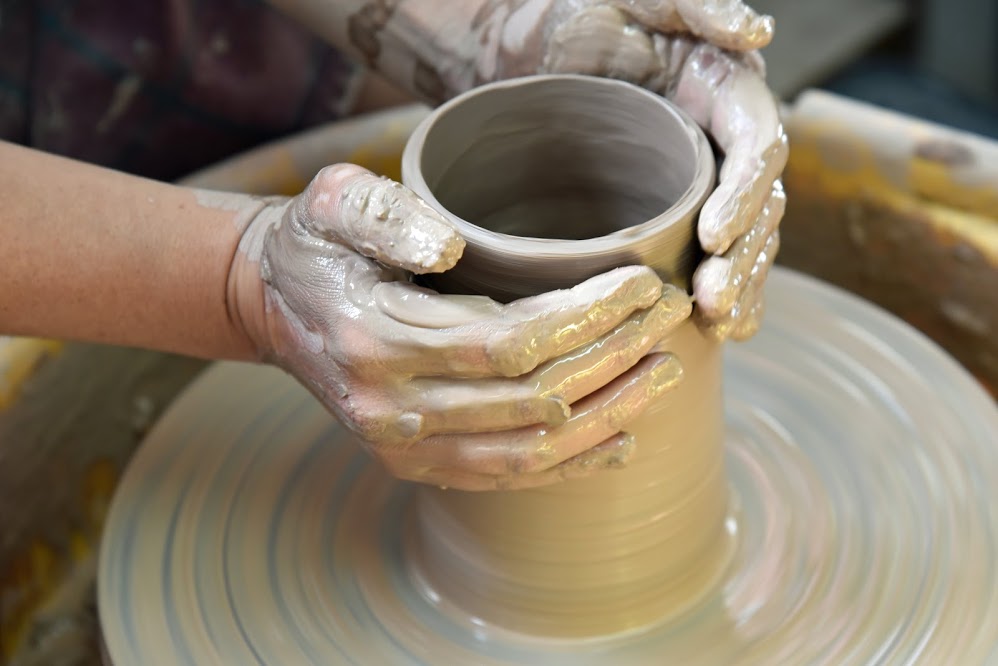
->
xmin=476 ymin=0 xmax=788 ymax=340
xmin=230 ymin=164 xmax=692 ymax=490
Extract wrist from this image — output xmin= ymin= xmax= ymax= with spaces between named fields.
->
xmin=225 ymin=197 xmax=290 ymax=363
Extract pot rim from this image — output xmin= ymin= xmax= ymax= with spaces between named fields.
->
xmin=401 ymin=74 xmax=716 ymax=258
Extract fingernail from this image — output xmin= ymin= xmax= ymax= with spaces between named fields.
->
xmin=749 ymin=14 xmax=775 ymax=45
xmin=650 ymin=355 xmax=684 ymax=397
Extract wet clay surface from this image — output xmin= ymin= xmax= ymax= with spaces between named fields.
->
xmin=97 ymin=268 xmax=998 ymax=664
xmin=396 ymin=72 xmax=730 ymax=637
xmin=409 ymin=319 xmax=730 ymax=637
xmin=401 ymin=75 xmax=714 ymax=301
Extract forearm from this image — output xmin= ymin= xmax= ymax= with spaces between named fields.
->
xmin=0 ymin=142 xmax=272 ymax=361
xmin=266 ymin=0 xmax=543 ymax=103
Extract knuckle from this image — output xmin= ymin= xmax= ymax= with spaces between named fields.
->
xmin=485 ymin=332 xmax=540 ymax=378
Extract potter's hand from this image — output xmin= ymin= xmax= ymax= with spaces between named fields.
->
xmin=264 ymin=0 xmax=782 ymax=336
xmin=234 ymin=164 xmax=692 ymax=491
xmin=531 ymin=3 xmax=787 ymax=340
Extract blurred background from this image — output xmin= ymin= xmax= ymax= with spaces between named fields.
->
xmin=756 ymin=0 xmax=997 ymax=138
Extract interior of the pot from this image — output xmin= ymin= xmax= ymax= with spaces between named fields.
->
xmin=419 ymin=77 xmax=698 ymax=241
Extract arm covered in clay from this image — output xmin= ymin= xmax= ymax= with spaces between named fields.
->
xmin=0 ymin=141 xmax=691 ymax=491
xmin=265 ymin=0 xmax=787 ymax=340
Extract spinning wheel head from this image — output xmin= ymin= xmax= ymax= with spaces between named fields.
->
xmin=99 ymin=269 xmax=998 ymax=665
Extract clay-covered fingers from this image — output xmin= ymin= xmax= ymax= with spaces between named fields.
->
xmin=475 ymin=266 xmax=664 ymax=377
xmin=290 ymin=163 xmax=465 ymax=274
xmin=544 ymin=6 xmax=659 ymax=80
xmin=614 ymin=0 xmax=774 ymax=52
xmin=397 ymin=380 xmax=573 ymax=440
xmin=527 ymin=285 xmax=691 ymax=402
xmin=701 ymin=131 xmax=787 ymax=255
xmin=399 ymin=287 xmax=691 ymax=440
xmin=694 ymin=182 xmax=785 ymax=319
xmin=730 ymin=290 xmax=765 ymax=341
xmin=674 ymin=0 xmax=774 ymax=51
xmin=378 ymin=265 xmax=665 ymax=379
xmin=670 ymin=44 xmax=787 ymax=255
xmin=392 ymin=353 xmax=682 ymax=481
xmin=696 ymin=230 xmax=779 ymax=341
xmin=401 ymin=433 xmax=638 ymax=491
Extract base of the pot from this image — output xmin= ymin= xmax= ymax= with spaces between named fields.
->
xmin=98 ymin=268 xmax=998 ymax=665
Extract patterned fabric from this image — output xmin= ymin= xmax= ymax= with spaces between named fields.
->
xmin=0 ymin=0 xmax=362 ymax=181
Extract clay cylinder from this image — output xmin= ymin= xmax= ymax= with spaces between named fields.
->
xmin=401 ymin=75 xmax=730 ymax=638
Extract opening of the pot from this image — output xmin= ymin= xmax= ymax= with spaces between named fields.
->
xmin=418 ymin=77 xmax=699 ymax=241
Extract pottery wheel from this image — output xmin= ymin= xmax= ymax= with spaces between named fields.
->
xmin=98 ymin=268 xmax=998 ymax=665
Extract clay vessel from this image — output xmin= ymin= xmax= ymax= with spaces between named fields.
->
xmin=400 ymin=75 xmax=730 ymax=638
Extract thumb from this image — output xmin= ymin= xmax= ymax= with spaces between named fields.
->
xmin=292 ymin=163 xmax=465 ymax=275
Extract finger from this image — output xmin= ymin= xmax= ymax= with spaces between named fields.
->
xmin=412 ymin=353 xmax=683 ymax=476
xmin=399 ymin=433 xmax=637 ymax=491
xmin=382 ymin=265 xmax=665 ymax=379
xmin=700 ymin=130 xmax=788 ymax=254
xmin=696 ymin=229 xmax=779 ymax=341
xmin=676 ymin=0 xmax=775 ymax=51
xmin=729 ymin=230 xmax=780 ymax=342
xmin=731 ymin=289 xmax=765 ymax=341
xmin=477 ymin=266 xmax=665 ymax=377
xmin=693 ymin=182 xmax=785 ymax=318
xmin=398 ymin=380 xmax=573 ymax=440
xmin=528 ymin=285 xmax=692 ymax=403
xmin=613 ymin=0 xmax=774 ymax=51
xmin=669 ymin=45 xmax=787 ymax=254
xmin=497 ymin=432 xmax=637 ymax=489
xmin=398 ymin=288 xmax=691 ymax=439
xmin=739 ymin=49 xmax=767 ymax=78
xmin=373 ymin=281 xmax=504 ymax=329
xmin=291 ymin=163 xmax=465 ymax=274
xmin=544 ymin=6 xmax=659 ymax=81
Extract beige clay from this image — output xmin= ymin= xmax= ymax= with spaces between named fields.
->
xmin=399 ymin=75 xmax=730 ymax=636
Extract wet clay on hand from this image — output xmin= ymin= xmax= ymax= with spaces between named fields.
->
xmin=266 ymin=0 xmax=785 ymax=339
xmin=99 ymin=265 xmax=998 ymax=664
xmin=229 ymin=163 xmax=690 ymax=491
xmin=409 ymin=319 xmax=731 ymax=637
xmin=401 ymin=75 xmax=730 ymax=636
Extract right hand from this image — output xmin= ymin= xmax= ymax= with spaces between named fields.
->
xmin=470 ymin=0 xmax=787 ymax=342
xmin=231 ymin=164 xmax=692 ymax=490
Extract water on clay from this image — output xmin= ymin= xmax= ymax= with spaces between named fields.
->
xmin=98 ymin=269 xmax=998 ymax=665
